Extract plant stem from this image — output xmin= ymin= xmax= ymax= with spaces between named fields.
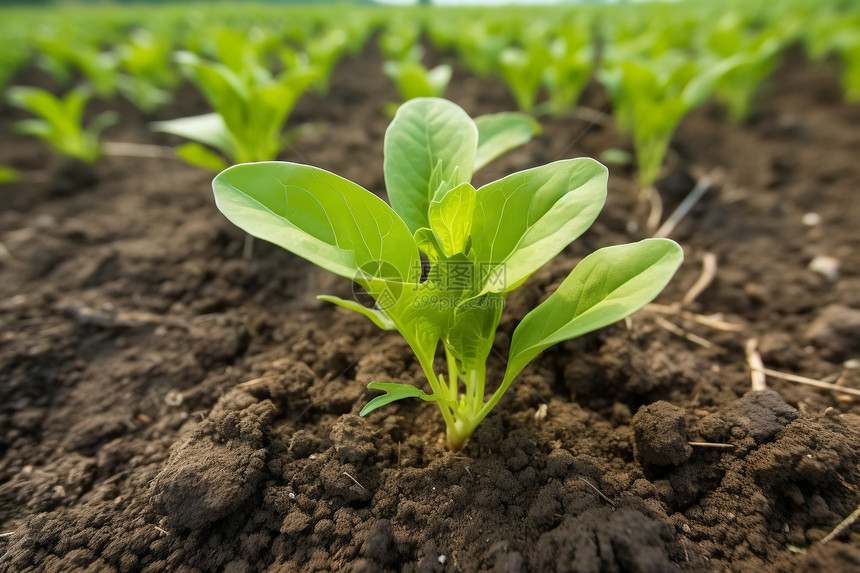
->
xmin=445 ymin=348 xmax=459 ymax=398
xmin=475 ymin=369 xmax=518 ymax=428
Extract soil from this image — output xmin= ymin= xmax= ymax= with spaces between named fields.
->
xmin=1 ymin=42 xmax=860 ymax=573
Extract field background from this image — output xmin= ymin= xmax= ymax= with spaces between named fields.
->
xmin=1 ymin=2 xmax=859 ymax=572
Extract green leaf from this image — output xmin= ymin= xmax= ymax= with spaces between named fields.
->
xmin=428 ymin=182 xmax=476 ymax=257
xmin=505 ymin=239 xmax=683 ymax=382
xmin=88 ymin=111 xmax=119 ymax=136
xmin=444 ymin=294 xmax=504 ymax=369
xmin=150 ymin=113 xmax=234 ymax=158
xmin=383 ymin=98 xmax=478 ymax=234
xmin=499 ymin=46 xmax=550 ymax=113
xmin=12 ymin=119 xmax=53 ymax=138
xmin=8 ymin=86 xmax=68 ymax=128
xmin=414 ymin=227 xmax=442 ymax=261
xmin=317 ymin=295 xmax=396 ymax=331
xmin=212 ymin=162 xmax=422 ymax=287
xmin=470 ymin=158 xmax=608 ymax=295
xmin=176 ymin=142 xmax=228 ymax=172
xmin=359 ymin=381 xmax=434 ymax=416
xmin=474 ymin=112 xmax=541 ymax=171
xmin=380 ymin=281 xmax=446 ymax=374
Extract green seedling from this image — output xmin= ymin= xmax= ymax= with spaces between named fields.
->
xmin=7 ymin=86 xmax=117 ymax=164
xmin=305 ymin=29 xmax=349 ymax=95
xmin=600 ymin=51 xmax=740 ymax=187
xmin=379 ymin=19 xmax=423 ymax=62
xmin=383 ymin=59 xmax=452 ymax=114
xmin=540 ymin=37 xmax=593 ymax=116
xmin=499 ymin=45 xmax=551 ymax=114
xmin=212 ymin=98 xmax=682 ymax=451
xmin=705 ymin=14 xmax=787 ymax=123
xmin=116 ymin=29 xmax=177 ymax=113
xmin=150 ymin=51 xmax=319 ymax=171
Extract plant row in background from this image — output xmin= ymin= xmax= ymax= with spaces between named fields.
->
xmin=2 ymin=0 xmax=858 ymax=183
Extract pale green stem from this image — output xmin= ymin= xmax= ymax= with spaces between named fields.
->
xmin=410 ymin=348 xmax=456 ymax=431
xmin=469 ymin=367 xmax=486 ymax=417
xmin=474 ymin=368 xmax=518 ymax=428
xmin=445 ymin=348 xmax=459 ymax=399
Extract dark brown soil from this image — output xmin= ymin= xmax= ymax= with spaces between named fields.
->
xmin=1 ymin=44 xmax=859 ymax=573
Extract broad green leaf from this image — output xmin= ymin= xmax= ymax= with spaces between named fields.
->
xmin=150 ymin=113 xmax=233 ymax=157
xmin=470 ymin=158 xmax=608 ymax=295
xmin=176 ymin=142 xmax=228 ymax=172
xmin=429 ymin=182 xmax=476 ymax=257
xmin=381 ymin=281 xmax=446 ymax=374
xmin=384 ymin=98 xmax=478 ymax=234
xmin=474 ymin=112 xmax=541 ymax=171
xmin=317 ymin=295 xmax=396 ymax=331
xmin=505 ymin=239 xmax=683 ymax=382
xmin=360 ymin=381 xmax=435 ymax=416
xmin=213 ymin=162 xmax=422 ymax=287
xmin=414 ymin=227 xmax=442 ymax=261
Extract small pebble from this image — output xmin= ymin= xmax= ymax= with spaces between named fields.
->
xmin=801 ymin=212 xmax=821 ymax=226
xmin=808 ymin=255 xmax=839 ymax=281
xmin=164 ymin=390 xmax=184 ymax=407
xmin=438 ymin=555 xmax=446 ymax=565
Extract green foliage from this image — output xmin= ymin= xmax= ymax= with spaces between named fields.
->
xmin=473 ymin=112 xmax=541 ymax=171
xmin=212 ymin=98 xmax=682 ymax=450
xmin=842 ymin=38 xmax=860 ymax=103
xmin=599 ymin=51 xmax=740 ymax=187
xmin=541 ymin=37 xmax=593 ymax=116
xmin=150 ymin=50 xmax=319 ymax=169
xmin=499 ymin=45 xmax=550 ymax=114
xmin=379 ymin=18 xmax=423 ymax=62
xmin=115 ymin=28 xmax=177 ymax=112
xmin=383 ymin=60 xmax=452 ymax=103
xmin=7 ymin=86 xmax=117 ymax=163
xmin=702 ymin=14 xmax=789 ymax=123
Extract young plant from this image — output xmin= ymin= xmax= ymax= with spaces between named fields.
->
xmin=379 ymin=19 xmax=423 ymax=63
xmin=305 ymin=29 xmax=349 ymax=95
xmin=704 ymin=15 xmax=786 ymax=123
xmin=499 ymin=45 xmax=551 ymax=114
xmin=72 ymin=45 xmax=120 ymax=100
xmin=540 ymin=37 xmax=594 ymax=117
xmin=150 ymin=51 xmax=319 ymax=171
xmin=7 ymin=86 xmax=117 ymax=164
xmin=599 ymin=51 xmax=739 ymax=187
xmin=383 ymin=59 xmax=452 ymax=111
xmin=116 ymin=29 xmax=177 ymax=113
xmin=212 ymin=98 xmax=682 ymax=451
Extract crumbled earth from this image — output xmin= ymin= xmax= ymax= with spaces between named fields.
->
xmin=1 ymin=45 xmax=859 ymax=572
